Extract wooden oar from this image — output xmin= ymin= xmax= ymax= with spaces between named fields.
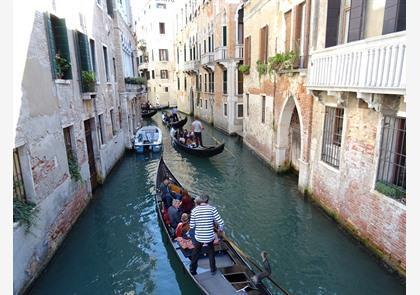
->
xmin=221 ymin=232 xmax=292 ymax=295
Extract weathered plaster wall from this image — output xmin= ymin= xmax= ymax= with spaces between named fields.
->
xmin=308 ymin=93 xmax=406 ymax=273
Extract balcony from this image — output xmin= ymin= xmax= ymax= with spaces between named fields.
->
xmin=214 ymin=47 xmax=228 ymax=62
xmin=235 ymin=44 xmax=244 ymax=60
xmin=307 ymin=31 xmax=406 ymax=95
xmin=138 ymin=62 xmax=148 ymax=70
xmin=201 ymin=52 xmax=215 ymax=65
xmin=184 ymin=60 xmax=200 ymax=74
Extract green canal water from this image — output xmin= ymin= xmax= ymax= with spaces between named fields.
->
xmin=29 ymin=113 xmax=405 ymax=295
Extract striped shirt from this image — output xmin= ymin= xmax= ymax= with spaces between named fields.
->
xmin=190 ymin=204 xmax=224 ymax=243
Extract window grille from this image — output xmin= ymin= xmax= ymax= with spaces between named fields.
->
xmin=321 ymin=107 xmax=344 ymax=168
xmin=13 ymin=149 xmax=26 ymax=201
xmin=376 ymin=116 xmax=406 ymax=191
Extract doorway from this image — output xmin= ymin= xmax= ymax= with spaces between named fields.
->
xmin=84 ymin=119 xmax=98 ymax=190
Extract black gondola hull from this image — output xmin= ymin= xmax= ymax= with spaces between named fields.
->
xmin=163 ymin=116 xmax=188 ymax=129
xmin=170 ymin=135 xmax=224 ymax=157
xmin=141 ymin=109 xmax=158 ymax=118
xmin=155 ymin=158 xmax=271 ymax=295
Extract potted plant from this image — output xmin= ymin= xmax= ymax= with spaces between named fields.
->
xmin=238 ymin=64 xmax=250 ymax=75
xmin=55 ymin=53 xmax=71 ymax=79
xmin=81 ymin=71 xmax=96 ymax=92
xmin=256 ymin=60 xmax=268 ymax=79
xmin=268 ymin=51 xmax=296 ymax=76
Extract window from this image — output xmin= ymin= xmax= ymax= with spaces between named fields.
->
xmin=293 ymin=2 xmax=308 ymax=68
xmin=45 ymin=13 xmax=72 ymax=79
xmin=106 ymin=0 xmax=113 ymax=17
xmin=285 ymin=11 xmax=292 ymax=52
xmin=238 ymin=68 xmax=243 ymax=95
xmin=223 ymin=70 xmax=227 ymax=95
xmin=184 ymin=43 xmax=187 ymax=62
xmin=261 ymin=96 xmax=266 ymax=123
xmin=89 ymin=39 xmax=98 ymax=81
xmin=339 ymin=0 xmax=351 ymax=44
xmin=152 ymin=70 xmax=155 ymax=79
xmin=383 ymin=0 xmax=406 ymax=34
xmin=110 ymin=109 xmax=116 ymax=136
xmin=177 ymin=77 xmax=180 ymax=90
xmin=259 ymin=25 xmax=268 ymax=63
xmin=237 ymin=104 xmax=244 ymax=118
xmin=376 ymin=116 xmax=406 ymax=195
xmin=200 ymin=98 xmax=203 ymax=108
xmin=159 ymin=22 xmax=166 ymax=34
xmin=204 ymin=74 xmax=207 ymax=92
xmin=224 ymin=103 xmax=228 ymax=116
xmin=205 ymin=100 xmax=208 ymax=109
xmin=76 ymin=31 xmax=93 ymax=91
xmin=209 ymin=72 xmax=214 ymax=93
xmin=112 ymin=57 xmax=117 ymax=82
xmin=222 ymin=26 xmax=227 ymax=46
xmin=159 ymin=49 xmax=169 ymax=61
xmin=98 ymin=114 xmax=105 ymax=145
xmin=246 ymin=94 xmax=250 ymax=116
xmin=184 ymin=77 xmax=187 ymax=91
xmin=103 ymin=46 xmax=110 ymax=82
xmin=321 ymin=107 xmax=344 ymax=168
xmin=177 ymin=47 xmax=179 ymax=64
xmin=157 ymin=3 xmax=166 ymax=9
xmin=118 ymin=106 xmax=122 ymax=129
xmin=161 ymin=70 xmax=168 ymax=79
xmin=13 ymin=149 xmax=26 ymax=201
xmin=165 ymin=87 xmax=169 ymax=92
xmin=244 ymin=36 xmax=251 ymax=66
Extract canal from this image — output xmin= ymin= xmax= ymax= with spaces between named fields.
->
xmin=29 ymin=112 xmax=405 ymax=295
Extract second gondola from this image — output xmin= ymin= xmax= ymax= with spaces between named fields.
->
xmin=170 ymin=132 xmax=224 ymax=157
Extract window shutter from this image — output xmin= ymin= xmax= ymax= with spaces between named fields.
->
xmin=244 ymin=36 xmax=249 ymax=65
xmin=222 ymin=26 xmax=227 ymax=46
xmin=293 ymin=5 xmax=303 ymax=53
xmin=325 ymin=0 xmax=340 ymax=47
xmin=55 ymin=17 xmax=72 ymax=79
xmin=77 ymin=31 xmax=92 ymax=72
xmin=259 ymin=27 xmax=264 ymax=61
xmin=347 ymin=0 xmax=366 ymax=42
xmin=44 ymin=12 xmax=57 ymax=79
xmin=383 ymin=0 xmax=406 ymax=34
xmin=285 ymin=11 xmax=292 ymax=52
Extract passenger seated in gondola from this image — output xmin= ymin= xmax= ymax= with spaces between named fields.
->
xmin=179 ymin=189 xmax=194 ymax=214
xmin=168 ymin=199 xmax=182 ymax=229
xmin=175 ymin=213 xmax=195 ymax=249
xmin=168 ymin=183 xmax=183 ymax=200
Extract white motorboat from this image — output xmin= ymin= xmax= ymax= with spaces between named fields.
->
xmin=133 ymin=125 xmax=163 ymax=153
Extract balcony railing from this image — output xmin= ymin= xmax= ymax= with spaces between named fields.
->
xmin=307 ymin=31 xmax=406 ymax=95
xmin=235 ymin=44 xmax=244 ymax=60
xmin=214 ymin=47 xmax=228 ymax=62
xmin=139 ymin=62 xmax=148 ymax=70
xmin=184 ymin=60 xmax=200 ymax=72
xmin=201 ymin=52 xmax=214 ymax=65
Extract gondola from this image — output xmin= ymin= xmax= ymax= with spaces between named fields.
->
xmin=155 ymin=157 xmax=272 ymax=295
xmin=141 ymin=108 xmax=158 ymax=118
xmin=170 ymin=132 xmax=224 ymax=157
xmin=162 ymin=112 xmax=188 ymax=129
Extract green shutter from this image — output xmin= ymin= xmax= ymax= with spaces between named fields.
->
xmin=53 ymin=17 xmax=72 ymax=79
xmin=44 ymin=12 xmax=57 ymax=79
xmin=77 ymin=31 xmax=92 ymax=72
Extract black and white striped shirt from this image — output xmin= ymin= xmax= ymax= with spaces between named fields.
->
xmin=190 ymin=204 xmax=224 ymax=243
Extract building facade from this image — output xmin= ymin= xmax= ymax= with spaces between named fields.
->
xmin=173 ymin=0 xmax=244 ymax=135
xmin=242 ymin=0 xmax=406 ymax=275
xmin=134 ymin=0 xmax=177 ymax=107
xmin=13 ymin=0 xmax=141 ymax=293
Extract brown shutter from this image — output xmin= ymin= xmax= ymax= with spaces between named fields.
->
xmin=293 ymin=5 xmax=303 ymax=53
xmin=259 ymin=27 xmax=264 ymax=61
xmin=383 ymin=0 xmax=406 ymax=34
xmin=245 ymin=36 xmax=251 ymax=66
xmin=347 ymin=0 xmax=366 ymax=42
xmin=303 ymin=0 xmax=311 ymax=68
xmin=325 ymin=0 xmax=340 ymax=47
xmin=264 ymin=25 xmax=268 ymax=63
xmin=285 ymin=11 xmax=292 ymax=52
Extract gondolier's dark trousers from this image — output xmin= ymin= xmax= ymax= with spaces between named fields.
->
xmin=189 ymin=240 xmax=215 ymax=274
xmin=194 ymin=132 xmax=203 ymax=146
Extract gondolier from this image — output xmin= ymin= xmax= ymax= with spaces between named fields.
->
xmin=189 ymin=194 xmax=224 ymax=276
xmin=191 ymin=119 xmax=204 ymax=147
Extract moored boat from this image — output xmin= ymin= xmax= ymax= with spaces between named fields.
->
xmin=170 ymin=132 xmax=224 ymax=157
xmin=133 ymin=125 xmax=162 ymax=153
xmin=141 ymin=108 xmax=158 ymax=118
xmin=155 ymin=158 xmax=273 ymax=295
